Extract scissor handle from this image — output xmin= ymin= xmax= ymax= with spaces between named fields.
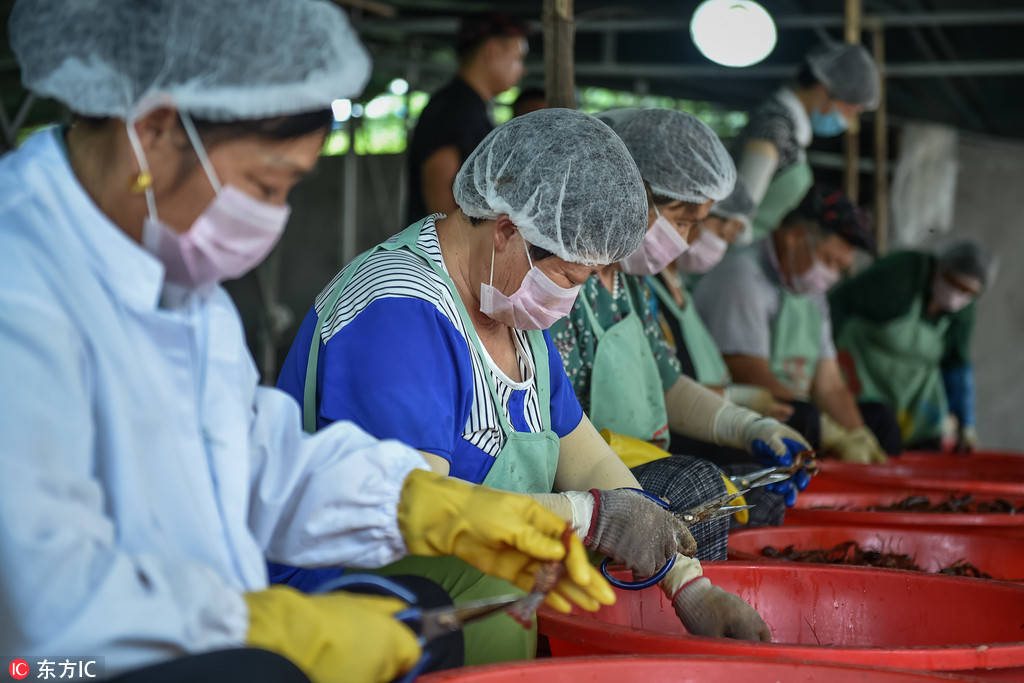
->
xmin=600 ymin=554 xmax=676 ymax=590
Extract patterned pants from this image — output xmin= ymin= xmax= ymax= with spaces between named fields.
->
xmin=630 ymin=455 xmax=730 ymax=561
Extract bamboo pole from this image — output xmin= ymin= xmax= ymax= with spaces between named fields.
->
xmin=871 ymin=22 xmax=889 ymax=254
xmin=543 ymin=0 xmax=576 ymax=109
xmin=844 ymin=0 xmax=862 ymax=202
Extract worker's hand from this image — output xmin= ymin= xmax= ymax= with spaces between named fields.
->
xmin=833 ymin=425 xmax=888 ymax=464
xmin=397 ymin=469 xmax=615 ymax=613
xmin=725 ymin=384 xmax=793 ymax=421
xmin=584 ymin=488 xmax=697 ymax=577
xmin=245 ymin=585 xmax=420 ymax=683
xmin=672 ymin=577 xmax=771 ymax=642
xmin=955 ymin=425 xmax=978 ymax=453
xmin=744 ymin=418 xmax=811 ymax=462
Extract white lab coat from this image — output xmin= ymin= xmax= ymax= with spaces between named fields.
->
xmin=0 ymin=129 xmax=428 ymax=673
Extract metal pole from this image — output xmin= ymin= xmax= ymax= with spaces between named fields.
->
xmin=543 ymin=0 xmax=575 ymax=109
xmin=872 ymin=24 xmax=889 ymax=255
xmin=844 ymin=0 xmax=861 ymax=203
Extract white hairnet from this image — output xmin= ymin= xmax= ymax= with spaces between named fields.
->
xmin=454 ymin=109 xmax=647 ymax=267
xmin=710 ymin=178 xmax=757 ymax=229
xmin=596 ymin=108 xmax=736 ymax=204
xmin=805 ymin=41 xmax=881 ymax=110
xmin=936 ymin=240 xmax=998 ymax=291
xmin=10 ymin=0 xmax=370 ymax=121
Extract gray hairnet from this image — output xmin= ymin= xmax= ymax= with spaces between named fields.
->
xmin=10 ymin=0 xmax=370 ymax=121
xmin=936 ymin=240 xmax=998 ymax=290
xmin=805 ymin=41 xmax=881 ymax=110
xmin=454 ymin=109 xmax=647 ymax=267
xmin=710 ymin=178 xmax=757 ymax=229
xmin=596 ymin=108 xmax=736 ymax=204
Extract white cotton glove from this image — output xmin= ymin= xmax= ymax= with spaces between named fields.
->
xmin=956 ymin=425 xmax=978 ymax=453
xmin=724 ymin=384 xmax=777 ymax=415
xmin=671 ymin=577 xmax=771 ymax=641
xmin=712 ymin=403 xmax=810 ymax=461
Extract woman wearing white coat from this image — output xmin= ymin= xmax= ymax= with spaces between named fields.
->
xmin=0 ymin=2 xmax=612 ymax=682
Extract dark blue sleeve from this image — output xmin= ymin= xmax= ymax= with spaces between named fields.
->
xmin=544 ymin=330 xmax=584 ymax=437
xmin=313 ymin=298 xmax=474 ymax=461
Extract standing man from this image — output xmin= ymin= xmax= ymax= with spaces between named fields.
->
xmin=406 ymin=12 xmax=529 ymax=224
xmin=734 ymin=41 xmax=880 ymax=243
xmin=695 ymin=185 xmax=901 ymax=464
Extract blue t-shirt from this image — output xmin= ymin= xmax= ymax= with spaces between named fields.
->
xmin=270 ymin=220 xmax=583 ymax=591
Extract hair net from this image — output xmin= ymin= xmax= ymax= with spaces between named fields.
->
xmin=596 ymin=108 xmax=736 ymax=204
xmin=454 ymin=109 xmax=648 ymax=267
xmin=936 ymin=240 xmax=998 ymax=290
xmin=709 ymin=178 xmax=757 ymax=229
xmin=10 ymin=0 xmax=371 ymax=121
xmin=805 ymin=41 xmax=881 ymax=110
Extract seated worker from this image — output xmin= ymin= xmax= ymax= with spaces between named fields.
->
xmin=551 ymin=108 xmax=812 ymax=529
xmin=652 ymin=179 xmax=792 ymax=421
xmin=695 ymin=184 xmax=902 ymax=465
xmin=735 ymin=41 xmax=880 ymax=243
xmin=830 ymin=240 xmax=997 ymax=451
xmin=406 ymin=12 xmax=528 ymax=224
xmin=275 ymin=109 xmax=772 ymax=664
xmin=647 ymin=180 xmax=799 ymax=525
xmin=0 ymin=3 xmax=612 ymax=683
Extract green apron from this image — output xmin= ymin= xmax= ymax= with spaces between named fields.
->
xmin=579 ymin=274 xmax=671 ymax=450
xmin=302 ymin=219 xmax=561 ymax=664
xmin=750 ymin=160 xmax=814 ymax=241
xmin=648 ymin=274 xmax=731 ymax=387
xmin=769 ymin=288 xmax=823 ymax=399
xmin=835 ymin=293 xmax=949 ymax=445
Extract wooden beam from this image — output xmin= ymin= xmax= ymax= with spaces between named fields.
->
xmin=872 ymin=24 xmax=889 ymax=255
xmin=543 ymin=0 xmax=575 ymax=109
xmin=843 ymin=0 xmax=861 ymax=203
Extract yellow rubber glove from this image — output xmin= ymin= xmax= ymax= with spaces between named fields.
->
xmin=397 ymin=469 xmax=615 ymax=613
xmin=720 ymin=474 xmax=750 ymax=525
xmin=599 ymin=429 xmax=672 ymax=469
xmin=245 ymin=585 xmax=420 ymax=683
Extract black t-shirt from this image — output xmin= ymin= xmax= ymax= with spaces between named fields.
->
xmin=405 ymin=77 xmax=493 ymax=225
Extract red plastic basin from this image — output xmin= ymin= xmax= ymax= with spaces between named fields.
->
xmin=538 ymin=563 xmax=1024 ymax=680
xmin=788 ymin=489 xmax=1024 ymax=532
xmin=418 ymin=655 xmax=989 ymax=682
xmin=817 ymin=457 xmax=1024 ymax=496
xmin=727 ymin=525 xmax=1024 ymax=581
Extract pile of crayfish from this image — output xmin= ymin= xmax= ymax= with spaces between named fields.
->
xmin=869 ymin=494 xmax=1017 ymax=514
xmin=760 ymin=540 xmax=992 ymax=578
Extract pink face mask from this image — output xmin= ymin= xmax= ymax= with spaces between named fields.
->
xmin=932 ymin=274 xmax=974 ymax=313
xmin=791 ymin=259 xmax=840 ymax=295
xmin=130 ymin=113 xmax=291 ymax=290
xmin=676 ymin=227 xmax=728 ymax=274
xmin=480 ymin=238 xmax=580 ymax=330
xmin=619 ymin=210 xmax=689 ymax=276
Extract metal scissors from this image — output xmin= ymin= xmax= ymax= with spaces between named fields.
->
xmin=599 ymin=488 xmax=753 ymax=591
xmin=731 ymin=450 xmax=821 ymax=491
xmin=314 ymin=574 xmax=550 ymax=681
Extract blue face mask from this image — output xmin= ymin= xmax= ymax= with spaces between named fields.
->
xmin=811 ymin=107 xmax=848 ymax=137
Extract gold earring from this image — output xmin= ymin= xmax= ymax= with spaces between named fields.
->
xmin=129 ymin=170 xmax=152 ymax=194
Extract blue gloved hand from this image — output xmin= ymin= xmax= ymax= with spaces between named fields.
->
xmin=752 ymin=438 xmax=813 ymax=508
